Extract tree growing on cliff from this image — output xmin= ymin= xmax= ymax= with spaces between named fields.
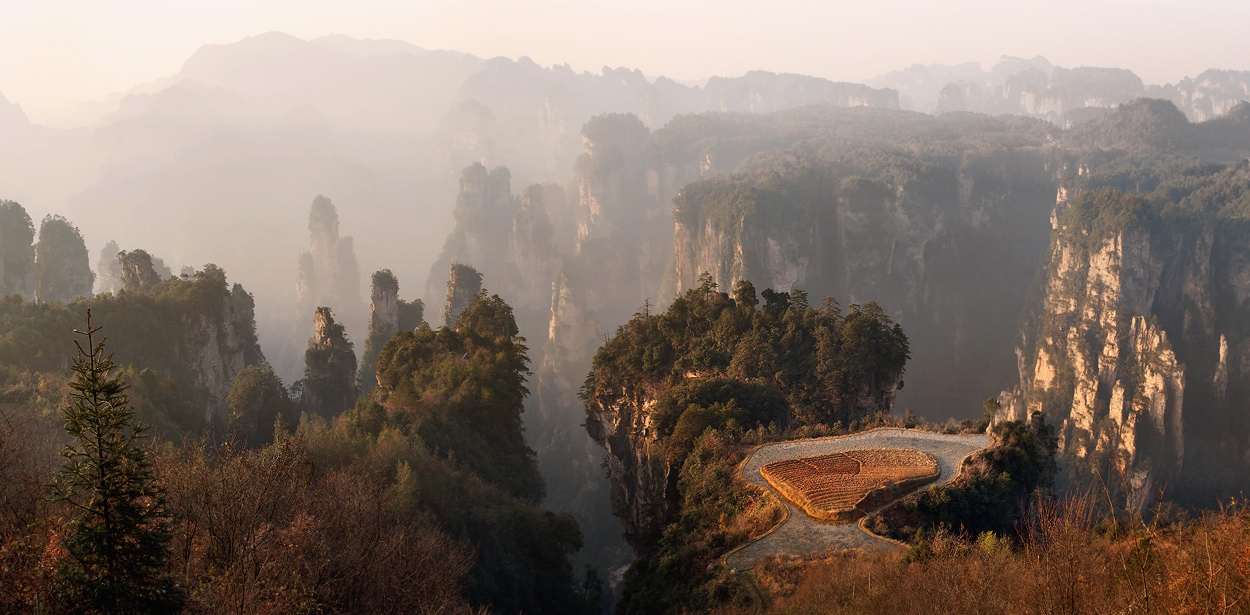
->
xmin=376 ymin=289 xmax=543 ymax=501
xmin=359 ymin=269 xmax=424 ymax=394
xmin=51 ymin=311 xmax=185 ymax=613
xmin=302 ymin=307 xmax=357 ymax=417
xmin=34 ymin=214 xmax=94 ymax=303
xmin=117 ymin=249 xmax=162 ymax=293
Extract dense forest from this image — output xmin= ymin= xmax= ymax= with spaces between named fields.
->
xmin=0 ymin=219 xmax=602 ymax=614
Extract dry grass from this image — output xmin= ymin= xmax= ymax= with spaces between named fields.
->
xmin=709 ymin=495 xmax=1250 ymax=615
xmin=760 ymin=449 xmax=939 ymax=523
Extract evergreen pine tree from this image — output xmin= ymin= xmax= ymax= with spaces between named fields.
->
xmin=52 ymin=310 xmax=185 ymax=614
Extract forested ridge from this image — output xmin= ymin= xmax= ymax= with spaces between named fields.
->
xmin=0 ymin=267 xmax=602 ymax=613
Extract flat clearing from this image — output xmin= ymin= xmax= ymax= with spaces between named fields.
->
xmin=761 ymin=449 xmax=939 ymax=522
xmin=725 ymin=428 xmax=990 ymax=571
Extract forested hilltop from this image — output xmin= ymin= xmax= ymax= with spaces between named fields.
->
xmin=583 ymin=276 xmax=908 ymax=549
xmin=0 ymin=237 xmax=603 ymax=614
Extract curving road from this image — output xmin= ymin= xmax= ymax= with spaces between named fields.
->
xmin=725 ymin=428 xmax=991 ymax=571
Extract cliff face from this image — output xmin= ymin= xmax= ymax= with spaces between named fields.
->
xmin=95 ymin=240 xmax=123 ymax=294
xmin=119 ymin=249 xmax=164 ymax=292
xmin=184 ymin=281 xmax=265 ymax=418
xmin=370 ymin=272 xmax=399 ymax=339
xmin=584 ymin=389 xmax=671 ymax=553
xmin=1001 ymin=218 xmax=1187 ymax=473
xmin=671 ymin=150 xmax=1059 ymax=417
xmin=0 ymin=200 xmax=35 ymax=300
xmin=1158 ymin=70 xmax=1250 ymax=122
xmin=1001 ymin=180 xmax=1250 ymax=502
xmin=359 ymin=268 xmax=426 ymax=391
xmin=442 ymin=263 xmax=483 ymax=328
xmin=425 ymin=164 xmax=559 ymax=334
xmin=673 ymin=185 xmax=822 ymax=295
xmin=293 ymin=195 xmax=365 ymax=373
xmin=570 ymin=114 xmax=670 ymax=319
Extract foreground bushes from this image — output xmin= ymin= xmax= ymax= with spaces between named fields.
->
xmin=715 ymin=494 xmax=1250 ymax=615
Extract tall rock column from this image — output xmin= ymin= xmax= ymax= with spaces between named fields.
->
xmin=0 ymin=200 xmax=35 ymax=299
xmin=290 ymin=196 xmax=365 ymax=380
xmin=34 ymin=214 xmax=94 ymax=303
xmin=359 ymin=269 xmax=404 ymax=392
xmin=303 ymin=307 xmax=358 ymax=417
xmin=442 ymin=263 xmax=483 ymax=328
xmin=370 ymin=270 xmax=400 ymax=340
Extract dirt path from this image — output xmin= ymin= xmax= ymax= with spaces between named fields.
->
xmin=725 ymin=428 xmax=991 ymax=571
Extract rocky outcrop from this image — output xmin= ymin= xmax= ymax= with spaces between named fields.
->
xmin=537 ymin=273 xmax=604 ymax=421
xmin=672 ymin=149 xmax=1059 ymax=418
xmin=302 ymin=306 xmax=357 ymax=416
xmin=95 ymin=240 xmax=123 ymax=294
xmin=573 ymin=114 xmax=650 ymax=253
xmin=569 ymin=114 xmax=671 ymax=322
xmin=359 ymin=269 xmax=399 ymax=391
xmin=442 ymin=263 xmax=482 ymax=328
xmin=0 ymin=200 xmax=35 ymax=299
xmin=118 ymin=249 xmax=164 ymax=292
xmin=34 ymin=214 xmax=94 ymax=303
xmin=359 ymin=269 xmax=424 ymax=391
xmin=584 ymin=389 xmax=671 ymax=554
xmin=184 ymin=279 xmax=265 ymax=418
xmin=294 ymin=195 xmax=365 ymax=364
xmin=583 ymin=287 xmax=907 ymax=554
xmin=586 ymin=353 xmax=905 ymax=553
xmin=999 ymin=178 xmax=1250 ymax=503
xmin=425 ymin=164 xmax=561 ymax=338
xmin=1155 ymin=70 xmax=1250 ymax=122
xmin=90 ymin=264 xmax=266 ymax=420
xmin=672 ymin=179 xmax=822 ymax=295
xmin=370 ymin=270 xmax=399 ymax=339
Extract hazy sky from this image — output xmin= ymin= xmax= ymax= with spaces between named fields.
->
xmin=3 ymin=0 xmax=1250 ymax=126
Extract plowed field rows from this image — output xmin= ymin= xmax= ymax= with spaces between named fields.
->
xmin=760 ymin=449 xmax=938 ymax=521
xmin=726 ymin=428 xmax=992 ymax=571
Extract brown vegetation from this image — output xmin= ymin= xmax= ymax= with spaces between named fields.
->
xmin=761 ymin=449 xmax=939 ymax=522
xmin=710 ymin=494 xmax=1250 ymax=615
xmin=160 ymin=439 xmax=478 ymax=615
xmin=0 ymin=412 xmax=483 ymax=615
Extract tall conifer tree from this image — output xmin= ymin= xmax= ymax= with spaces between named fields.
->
xmin=52 ymin=310 xmax=185 ymax=614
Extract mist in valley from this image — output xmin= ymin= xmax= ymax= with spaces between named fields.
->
xmin=6 ymin=4 xmax=1250 ymax=613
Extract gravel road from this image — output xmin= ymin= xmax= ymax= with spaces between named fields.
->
xmin=724 ymin=428 xmax=991 ymax=571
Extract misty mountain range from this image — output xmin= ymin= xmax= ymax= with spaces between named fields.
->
xmin=1 ymin=31 xmax=1248 ymax=381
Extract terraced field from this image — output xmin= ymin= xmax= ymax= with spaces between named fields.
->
xmin=725 ymin=428 xmax=991 ymax=571
xmin=761 ymin=449 xmax=939 ymax=522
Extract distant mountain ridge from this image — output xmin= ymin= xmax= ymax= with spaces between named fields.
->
xmin=869 ymin=55 xmax=1250 ymax=123
xmin=0 ymin=33 xmax=1247 ymax=384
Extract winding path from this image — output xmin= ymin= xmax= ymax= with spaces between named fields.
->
xmin=725 ymin=428 xmax=991 ymax=571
